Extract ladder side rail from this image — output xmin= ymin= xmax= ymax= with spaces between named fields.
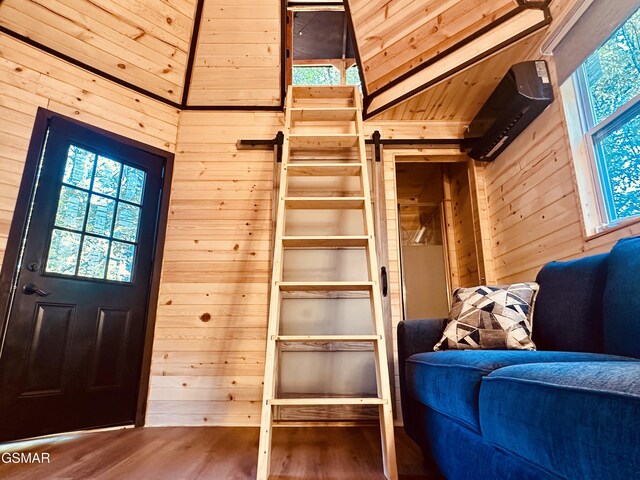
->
xmin=257 ymin=86 xmax=294 ymax=480
xmin=354 ymin=88 xmax=399 ymax=480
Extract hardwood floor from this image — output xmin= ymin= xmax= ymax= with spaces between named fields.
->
xmin=0 ymin=426 xmax=442 ymax=479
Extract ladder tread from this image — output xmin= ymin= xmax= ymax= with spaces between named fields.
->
xmin=278 ymin=281 xmax=373 ymax=292
xmin=284 ymin=197 xmax=365 ymax=209
xmin=289 ymin=133 xmax=358 ymax=138
xmin=282 ymin=235 xmax=369 ymax=247
xmin=290 ymin=107 xmax=358 ymax=122
xmin=289 ymin=133 xmax=359 ymax=149
xmin=268 ymin=397 xmax=386 ymax=406
xmin=290 ymin=107 xmax=357 ymax=110
xmin=273 ymin=335 xmax=380 ymax=342
xmin=291 ymin=86 xmax=356 ymax=99
xmin=286 ymin=163 xmax=362 ymax=176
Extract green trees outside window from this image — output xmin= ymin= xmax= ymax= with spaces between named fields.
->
xmin=577 ymin=7 xmax=640 ymax=223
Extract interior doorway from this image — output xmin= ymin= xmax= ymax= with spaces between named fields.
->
xmin=395 ymin=158 xmax=483 ymax=321
xmin=396 ymin=163 xmax=450 ymax=320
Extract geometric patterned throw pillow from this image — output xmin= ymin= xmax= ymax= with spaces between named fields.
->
xmin=434 ymin=282 xmax=539 ymax=351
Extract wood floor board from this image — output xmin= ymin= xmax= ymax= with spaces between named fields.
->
xmin=0 ymin=426 xmax=441 ymax=479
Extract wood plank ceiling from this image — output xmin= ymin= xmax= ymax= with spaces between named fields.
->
xmin=345 ymin=0 xmax=552 ymax=118
xmin=0 ymin=0 xmax=558 ymax=119
xmin=352 ymin=0 xmax=517 ymax=93
xmin=0 ymin=0 xmax=283 ymax=109
xmin=375 ymin=30 xmax=546 ymax=121
xmin=0 ymin=0 xmax=197 ymax=105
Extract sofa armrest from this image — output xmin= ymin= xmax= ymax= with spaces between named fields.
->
xmin=397 ymin=318 xmax=447 ymax=440
xmin=398 ymin=318 xmax=447 ymax=361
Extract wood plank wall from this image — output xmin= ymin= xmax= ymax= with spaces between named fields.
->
xmin=0 ymin=34 xmax=179 ymax=274
xmin=448 ymin=163 xmax=481 ymax=287
xmin=146 ymin=111 xmax=283 ymax=426
xmin=2 ymin=0 xmax=637 ymax=429
xmin=483 ymin=84 xmax=640 ymax=283
xmin=482 ymin=0 xmax=640 ymax=284
xmin=0 ymin=0 xmax=197 ymax=104
xmin=0 ymin=35 xmax=469 ymax=426
xmin=147 ymin=118 xmax=472 ymax=427
xmin=187 ymin=0 xmax=281 ymax=106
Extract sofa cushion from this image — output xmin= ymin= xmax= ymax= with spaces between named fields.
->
xmin=603 ymin=236 xmax=640 ymax=358
xmin=480 ymin=361 xmax=640 ymax=480
xmin=434 ymin=283 xmax=538 ymax=351
xmin=405 ymin=350 xmax=635 ymax=432
xmin=533 ymin=253 xmax=608 ymax=353
xmin=417 ymin=406 xmax=561 ymax=480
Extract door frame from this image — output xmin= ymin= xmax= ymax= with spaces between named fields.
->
xmin=390 ymin=155 xmax=464 ymax=323
xmin=389 ymin=152 xmax=496 ymax=310
xmin=0 ymin=108 xmax=174 ymax=429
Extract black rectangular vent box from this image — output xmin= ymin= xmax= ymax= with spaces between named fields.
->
xmin=465 ymin=61 xmax=554 ymax=162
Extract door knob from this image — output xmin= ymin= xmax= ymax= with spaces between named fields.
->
xmin=22 ymin=283 xmax=50 ymax=296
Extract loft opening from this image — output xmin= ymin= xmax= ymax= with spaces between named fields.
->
xmin=287 ymin=3 xmax=361 ymax=87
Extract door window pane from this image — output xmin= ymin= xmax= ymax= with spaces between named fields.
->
xmin=86 ymin=195 xmax=116 ymax=237
xmin=113 ymin=203 xmax=140 ymax=242
xmin=120 ymin=165 xmax=146 ymax=205
xmin=54 ymin=186 xmax=89 ymax=231
xmin=46 ymin=144 xmax=147 ymax=283
xmin=78 ymin=236 xmax=110 ymax=278
xmin=46 ymin=229 xmax=81 ymax=275
xmin=93 ymin=156 xmax=122 ymax=198
xmin=107 ymin=242 xmax=135 ymax=282
xmin=63 ymin=146 xmax=95 ymax=189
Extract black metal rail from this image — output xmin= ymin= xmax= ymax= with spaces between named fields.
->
xmin=238 ymin=130 xmax=466 ymax=162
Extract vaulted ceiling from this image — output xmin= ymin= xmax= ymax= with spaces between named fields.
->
xmin=345 ymin=0 xmax=551 ymax=118
xmin=0 ymin=0 xmax=565 ymax=120
xmin=0 ymin=0 xmax=283 ymax=109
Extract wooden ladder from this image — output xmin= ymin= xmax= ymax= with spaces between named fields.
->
xmin=257 ymin=85 xmax=398 ymax=480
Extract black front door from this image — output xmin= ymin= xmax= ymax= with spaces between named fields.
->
xmin=0 ymin=115 xmax=167 ymax=442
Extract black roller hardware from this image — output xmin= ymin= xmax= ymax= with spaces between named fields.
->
xmin=381 ymin=266 xmax=388 ymax=297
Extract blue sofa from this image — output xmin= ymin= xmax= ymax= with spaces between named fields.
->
xmin=398 ymin=236 xmax=640 ymax=480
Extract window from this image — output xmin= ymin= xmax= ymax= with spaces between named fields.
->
xmin=292 ymin=64 xmax=363 ymax=88
xmin=568 ymin=7 xmax=640 ymax=231
xmin=46 ymin=144 xmax=145 ymax=282
xmin=345 ymin=64 xmax=362 ymax=89
xmin=292 ymin=65 xmax=341 ymax=86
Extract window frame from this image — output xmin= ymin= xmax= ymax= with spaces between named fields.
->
xmin=572 ymin=65 xmax=640 ymax=228
xmin=562 ymin=10 xmax=640 ymax=237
